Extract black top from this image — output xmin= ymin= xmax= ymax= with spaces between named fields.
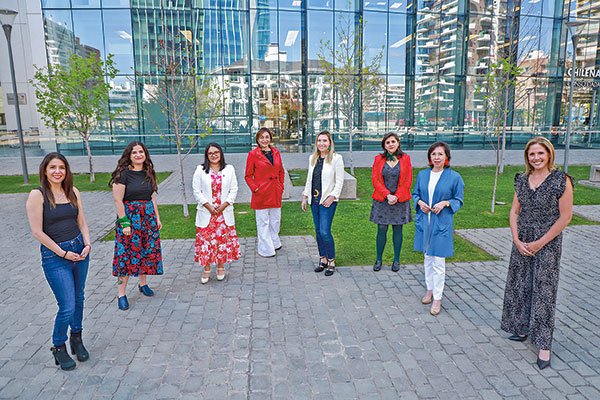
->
xmin=262 ymin=150 xmax=274 ymax=165
xmin=40 ymin=189 xmax=80 ymax=243
xmin=115 ymin=169 xmax=153 ymax=201
xmin=311 ymin=157 xmax=324 ymax=198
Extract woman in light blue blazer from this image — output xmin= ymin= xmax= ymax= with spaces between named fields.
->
xmin=412 ymin=142 xmax=464 ymax=315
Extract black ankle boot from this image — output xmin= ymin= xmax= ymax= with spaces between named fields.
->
xmin=69 ymin=331 xmax=89 ymax=362
xmin=51 ymin=344 xmax=76 ymax=371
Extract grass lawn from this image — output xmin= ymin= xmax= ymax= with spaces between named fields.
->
xmin=0 ymin=172 xmax=172 ymax=194
xmin=103 ymin=165 xmax=599 ymax=266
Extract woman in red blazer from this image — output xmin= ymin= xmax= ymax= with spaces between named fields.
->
xmin=370 ymin=132 xmax=413 ymax=272
xmin=245 ymin=128 xmax=285 ymax=257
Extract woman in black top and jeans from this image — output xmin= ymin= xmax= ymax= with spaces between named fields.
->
xmin=26 ymin=153 xmax=92 ymax=371
xmin=110 ymin=142 xmax=163 ymax=310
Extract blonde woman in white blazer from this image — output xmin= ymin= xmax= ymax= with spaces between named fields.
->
xmin=192 ymin=143 xmax=240 ymax=284
xmin=301 ymin=131 xmax=344 ymax=276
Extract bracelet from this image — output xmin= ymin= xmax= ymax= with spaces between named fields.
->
xmin=62 ymin=250 xmax=68 ymax=258
xmin=117 ymin=216 xmax=131 ymax=229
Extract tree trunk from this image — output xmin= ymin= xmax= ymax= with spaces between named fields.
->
xmin=84 ymin=134 xmax=95 ymax=183
xmin=348 ymin=119 xmax=354 ymax=175
xmin=176 ymin=138 xmax=189 ymax=217
xmin=500 ymin=83 xmax=509 ymax=174
xmin=491 ymin=129 xmax=501 ymax=213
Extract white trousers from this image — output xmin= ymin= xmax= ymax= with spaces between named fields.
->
xmin=424 ymin=254 xmax=446 ymax=300
xmin=255 ymin=208 xmax=282 ymax=257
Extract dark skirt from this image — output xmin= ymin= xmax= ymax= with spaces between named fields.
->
xmin=370 ymin=200 xmax=412 ymax=225
xmin=112 ymin=200 xmax=163 ymax=277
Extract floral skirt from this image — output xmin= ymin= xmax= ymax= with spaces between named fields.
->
xmin=194 ymin=215 xmax=240 ymax=266
xmin=112 ymin=200 xmax=163 ymax=276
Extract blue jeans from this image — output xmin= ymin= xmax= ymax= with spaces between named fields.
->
xmin=41 ymin=234 xmax=89 ymax=346
xmin=310 ymin=198 xmax=338 ymax=259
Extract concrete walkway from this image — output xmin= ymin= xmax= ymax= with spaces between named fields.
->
xmin=1 ymin=151 xmax=599 ymax=399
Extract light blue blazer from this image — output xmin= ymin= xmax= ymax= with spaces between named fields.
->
xmin=412 ymin=168 xmax=464 ymax=257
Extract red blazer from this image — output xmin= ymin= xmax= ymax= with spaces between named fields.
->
xmin=245 ymin=146 xmax=285 ymax=210
xmin=371 ymin=153 xmax=413 ymax=202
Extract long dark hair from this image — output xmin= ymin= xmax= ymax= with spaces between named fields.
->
xmin=380 ymin=132 xmax=405 ymax=158
xmin=202 ymin=143 xmax=226 ymax=173
xmin=39 ymin=152 xmax=78 ymax=208
xmin=109 ymin=141 xmax=158 ymax=192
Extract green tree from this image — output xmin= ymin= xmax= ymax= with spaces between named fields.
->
xmin=139 ymin=37 xmax=224 ymax=217
xmin=318 ymin=11 xmax=384 ymax=174
xmin=32 ymin=53 xmax=119 ymax=182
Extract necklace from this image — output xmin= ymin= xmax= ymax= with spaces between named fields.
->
xmin=52 ymin=190 xmax=67 ymax=202
xmin=529 ymin=171 xmax=550 ymax=190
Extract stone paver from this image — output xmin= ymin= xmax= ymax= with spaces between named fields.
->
xmin=1 ymin=187 xmax=600 ymax=398
xmin=1 ymin=151 xmax=600 ymax=398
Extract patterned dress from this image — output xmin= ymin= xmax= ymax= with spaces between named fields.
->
xmin=113 ymin=200 xmax=163 ymax=276
xmin=370 ymin=163 xmax=412 ymax=225
xmin=501 ymin=170 xmax=571 ymax=350
xmin=194 ymin=170 xmax=241 ymax=266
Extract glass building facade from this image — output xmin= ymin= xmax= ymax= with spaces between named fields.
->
xmin=38 ymin=0 xmax=600 ymax=154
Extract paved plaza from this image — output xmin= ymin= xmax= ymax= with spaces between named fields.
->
xmin=0 ymin=150 xmax=600 ymax=399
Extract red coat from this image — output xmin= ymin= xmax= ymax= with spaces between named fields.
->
xmin=371 ymin=153 xmax=413 ymax=202
xmin=245 ymin=146 xmax=285 ymax=210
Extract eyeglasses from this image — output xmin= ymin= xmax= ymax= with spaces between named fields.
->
xmin=208 ymin=152 xmax=220 ymax=156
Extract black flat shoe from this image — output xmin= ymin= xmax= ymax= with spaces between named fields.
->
xmin=275 ymin=246 xmax=282 ymax=251
xmin=314 ymin=259 xmax=327 ymax=273
xmin=508 ymin=334 xmax=528 ymax=342
xmin=138 ymin=284 xmax=154 ymax=297
xmin=537 ymin=356 xmax=551 ymax=370
xmin=391 ymin=261 xmax=400 ymax=272
xmin=373 ymin=260 xmax=382 ymax=272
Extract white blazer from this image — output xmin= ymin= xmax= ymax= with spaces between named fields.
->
xmin=302 ymin=152 xmax=345 ymax=205
xmin=192 ymin=164 xmax=238 ymax=228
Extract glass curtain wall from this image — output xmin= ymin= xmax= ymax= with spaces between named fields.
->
xmin=39 ymin=0 xmax=600 ymax=154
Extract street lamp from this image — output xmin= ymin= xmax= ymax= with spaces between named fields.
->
xmin=564 ymin=19 xmax=586 ymax=174
xmin=0 ymin=9 xmax=28 ymax=184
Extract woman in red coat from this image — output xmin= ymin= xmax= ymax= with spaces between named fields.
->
xmin=370 ymin=132 xmax=413 ymax=272
xmin=245 ymin=128 xmax=285 ymax=257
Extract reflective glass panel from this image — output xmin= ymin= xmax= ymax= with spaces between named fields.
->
xmin=71 ymin=0 xmax=101 ymax=7
xmin=388 ymin=12 xmax=407 ymax=74
xmin=279 ymin=12 xmax=302 ymax=72
xmin=308 ymin=0 xmax=333 ymax=10
xmin=250 ymin=8 xmax=278 ymax=72
xmin=386 ymin=75 xmax=406 ymax=129
xmin=363 ymin=12 xmax=387 ymax=74
xmin=43 ymin=9 xmax=75 ymax=68
xmin=109 ymin=75 xmax=138 ymax=133
xmin=307 ymin=10 xmax=333 ymax=71
xmin=103 ymin=9 xmax=135 ymax=74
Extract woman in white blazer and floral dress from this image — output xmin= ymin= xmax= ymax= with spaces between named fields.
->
xmin=301 ymin=131 xmax=344 ymax=276
xmin=193 ymin=143 xmax=240 ymax=284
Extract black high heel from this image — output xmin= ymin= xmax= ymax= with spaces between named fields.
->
xmin=314 ymin=258 xmax=328 ymax=273
xmin=51 ymin=344 xmax=76 ymax=371
xmin=537 ymin=356 xmax=551 ymax=370
xmin=324 ymin=259 xmax=336 ymax=276
xmin=69 ymin=331 xmax=89 ymax=362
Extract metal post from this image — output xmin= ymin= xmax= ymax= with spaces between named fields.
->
xmin=564 ymin=35 xmax=577 ymax=174
xmin=2 ymin=22 xmax=29 ymax=183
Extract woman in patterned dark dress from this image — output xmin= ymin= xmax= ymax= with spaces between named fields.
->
xmin=110 ymin=142 xmax=163 ymax=310
xmin=370 ymin=132 xmax=413 ymax=272
xmin=501 ymin=137 xmax=573 ymax=370
xmin=193 ymin=143 xmax=240 ymax=284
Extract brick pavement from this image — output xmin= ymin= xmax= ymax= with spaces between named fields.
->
xmin=1 ymin=187 xmax=600 ymax=398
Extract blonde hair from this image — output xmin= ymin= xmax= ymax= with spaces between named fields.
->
xmin=310 ymin=130 xmax=335 ymax=166
xmin=524 ymin=136 xmax=555 ymax=174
